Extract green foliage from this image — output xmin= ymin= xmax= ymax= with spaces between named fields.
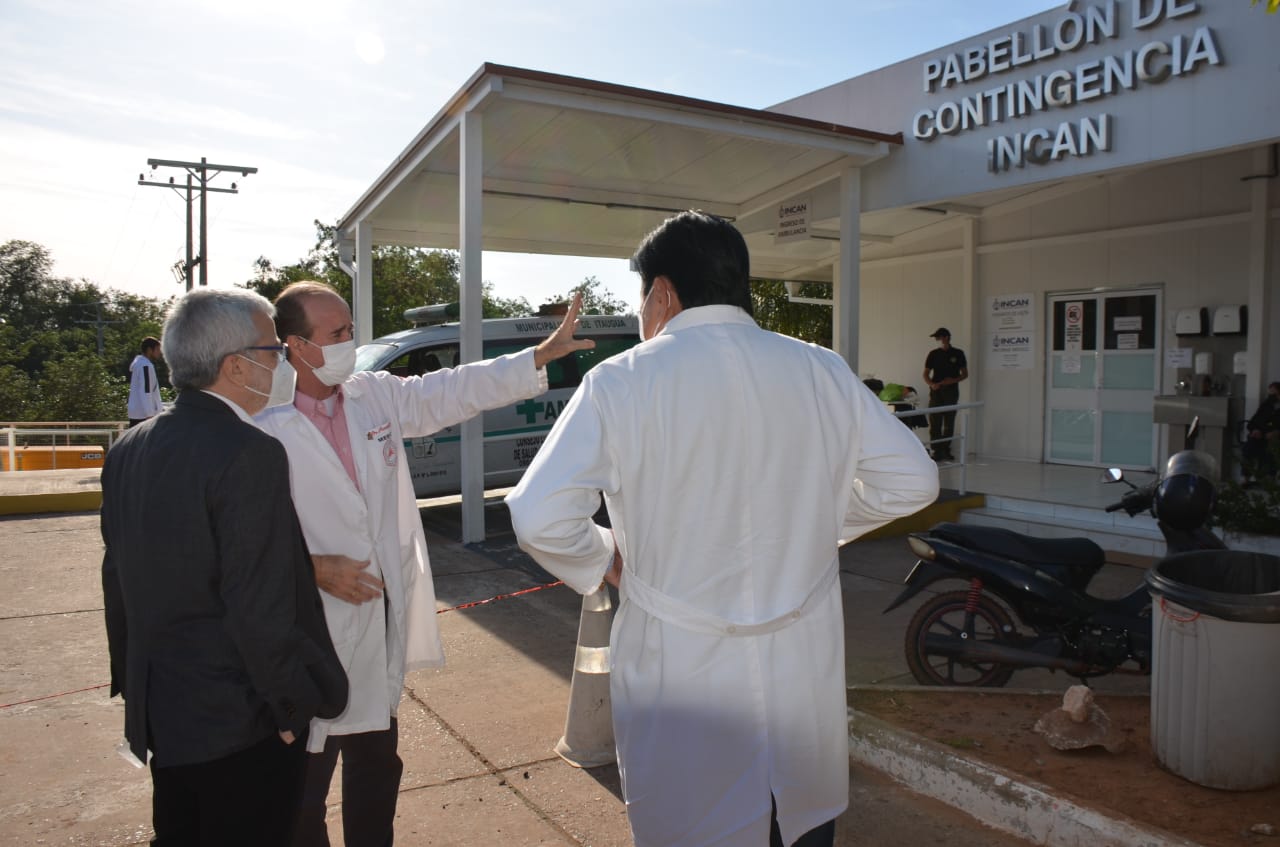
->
xmin=244 ymin=221 xmax=536 ymax=337
xmin=30 ymin=351 xmax=130 ymax=422
xmin=548 ymin=276 xmax=631 ymax=315
xmin=0 ymin=364 xmax=33 ymax=421
xmin=750 ymin=280 xmax=833 ymax=347
xmin=1212 ymin=440 xmax=1280 ymax=536
xmin=0 ymin=239 xmax=171 ymax=422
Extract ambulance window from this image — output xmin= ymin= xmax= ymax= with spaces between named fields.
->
xmin=484 ymin=340 xmax=575 ymax=389
xmin=575 ymin=337 xmax=638 ymax=374
xmin=385 ymin=345 xmax=457 ymax=377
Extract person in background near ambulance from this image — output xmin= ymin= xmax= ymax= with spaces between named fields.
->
xmin=255 ymin=281 xmax=594 ymax=847
xmin=922 ymin=327 xmax=967 ymax=462
xmin=506 ymin=211 xmax=940 ymax=847
xmin=127 ymin=336 xmax=163 ymax=426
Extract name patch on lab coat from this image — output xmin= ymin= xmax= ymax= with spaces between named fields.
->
xmin=366 ymin=421 xmax=392 ymax=441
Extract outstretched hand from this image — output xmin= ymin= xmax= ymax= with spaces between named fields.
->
xmin=533 ymin=292 xmax=596 ymax=370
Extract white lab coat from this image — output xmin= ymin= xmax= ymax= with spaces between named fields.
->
xmin=257 ymin=350 xmax=546 ymax=752
xmin=127 ymin=354 xmax=162 ymax=420
xmin=506 ymin=306 xmax=939 ymax=847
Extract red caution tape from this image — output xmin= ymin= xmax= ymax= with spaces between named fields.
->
xmin=1 ymin=682 xmax=110 ymax=710
xmin=436 ymin=580 xmax=564 ymax=613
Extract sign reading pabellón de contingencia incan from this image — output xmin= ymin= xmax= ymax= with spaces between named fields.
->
xmin=911 ymin=0 xmax=1224 ymax=173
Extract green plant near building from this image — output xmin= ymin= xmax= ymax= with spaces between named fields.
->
xmin=1210 ymin=441 xmax=1280 ymax=537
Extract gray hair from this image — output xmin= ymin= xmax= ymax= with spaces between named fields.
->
xmin=162 ymin=288 xmax=275 ymax=390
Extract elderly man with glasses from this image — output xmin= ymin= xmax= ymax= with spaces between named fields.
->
xmin=101 ymin=287 xmax=348 ymax=846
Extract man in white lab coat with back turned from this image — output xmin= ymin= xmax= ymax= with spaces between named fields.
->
xmin=506 ymin=211 xmax=940 ymax=847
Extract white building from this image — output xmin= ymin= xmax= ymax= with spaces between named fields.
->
xmin=340 ymin=0 xmax=1277 ymax=539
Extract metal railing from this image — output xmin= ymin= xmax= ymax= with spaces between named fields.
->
xmin=891 ymin=401 xmax=983 ymax=495
xmin=2 ymin=421 xmax=128 ymax=472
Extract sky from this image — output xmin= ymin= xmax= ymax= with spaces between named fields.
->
xmin=0 ymin=0 xmax=1061 ymax=316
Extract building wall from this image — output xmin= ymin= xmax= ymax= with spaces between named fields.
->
xmin=774 ymin=0 xmax=1280 ymax=213
xmin=854 ymin=146 xmax=1275 ymax=464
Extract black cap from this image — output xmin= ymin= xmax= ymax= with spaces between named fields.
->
xmin=930 ymin=327 xmax=951 ymax=338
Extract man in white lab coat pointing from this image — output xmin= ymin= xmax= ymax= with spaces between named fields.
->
xmin=506 ymin=212 xmax=940 ymax=847
xmin=256 ymin=281 xmax=593 ymax=847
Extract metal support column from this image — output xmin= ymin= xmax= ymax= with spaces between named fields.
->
xmin=834 ymin=166 xmax=862 ymax=371
xmin=459 ymin=109 xmax=486 ymax=543
xmin=1245 ymin=144 xmax=1274 ymax=412
xmin=354 ymin=221 xmax=374 ymax=346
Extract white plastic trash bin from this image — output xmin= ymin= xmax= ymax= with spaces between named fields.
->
xmin=1145 ymin=551 xmax=1280 ymax=790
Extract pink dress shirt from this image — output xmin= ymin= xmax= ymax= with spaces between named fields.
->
xmin=293 ymin=388 xmax=360 ymax=491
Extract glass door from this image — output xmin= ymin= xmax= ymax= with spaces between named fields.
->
xmin=1045 ymin=288 xmax=1160 ymax=470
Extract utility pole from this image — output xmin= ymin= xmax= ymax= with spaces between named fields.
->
xmin=74 ymin=302 xmax=123 ymax=356
xmin=138 ymin=157 xmax=257 ymax=291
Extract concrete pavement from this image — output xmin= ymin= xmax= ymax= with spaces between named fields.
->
xmin=0 ymin=491 xmax=1037 ymax=846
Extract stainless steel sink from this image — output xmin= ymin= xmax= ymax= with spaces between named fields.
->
xmin=1152 ymin=395 xmax=1229 ymax=427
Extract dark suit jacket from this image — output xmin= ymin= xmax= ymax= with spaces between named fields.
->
xmin=101 ymin=389 xmax=347 ymax=767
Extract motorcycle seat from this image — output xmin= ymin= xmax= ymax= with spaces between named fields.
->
xmin=928 ymin=522 xmax=1105 ymax=584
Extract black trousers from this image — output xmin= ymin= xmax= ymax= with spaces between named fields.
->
xmin=769 ymin=796 xmax=836 ymax=847
xmin=293 ymin=719 xmax=403 ymax=847
xmin=928 ymin=390 xmax=958 ymax=459
xmin=149 ymin=732 xmax=307 ymax=847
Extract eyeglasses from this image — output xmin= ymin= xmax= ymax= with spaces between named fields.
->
xmin=244 ymin=344 xmax=288 ymax=363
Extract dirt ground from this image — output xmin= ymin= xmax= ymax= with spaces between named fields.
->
xmin=852 ymin=689 xmax=1280 ymax=847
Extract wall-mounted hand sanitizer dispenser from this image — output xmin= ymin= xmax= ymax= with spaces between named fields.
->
xmin=1175 ymin=307 xmax=1208 ymax=337
xmin=1211 ymin=304 xmax=1246 ymax=336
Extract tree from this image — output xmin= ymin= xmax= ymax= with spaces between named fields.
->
xmin=246 ymin=221 xmax=534 ymax=337
xmin=30 ymin=350 xmax=129 ymax=422
xmin=0 ymin=239 xmax=170 ymax=421
xmin=544 ymin=275 xmax=631 ymax=315
xmin=750 ymin=280 xmax=832 ymax=347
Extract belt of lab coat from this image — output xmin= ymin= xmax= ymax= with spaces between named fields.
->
xmin=620 ymin=562 xmax=839 ymax=637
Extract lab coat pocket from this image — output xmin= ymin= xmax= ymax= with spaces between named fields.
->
xmin=364 ymin=421 xmax=399 ymax=472
xmin=317 ymin=591 xmax=361 ymax=668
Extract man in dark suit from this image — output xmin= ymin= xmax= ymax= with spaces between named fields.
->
xmin=101 ymin=287 xmax=348 ymax=846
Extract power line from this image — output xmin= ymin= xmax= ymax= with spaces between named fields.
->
xmin=74 ymin=302 xmax=123 ymax=356
xmin=137 ymin=157 xmax=257 ymax=291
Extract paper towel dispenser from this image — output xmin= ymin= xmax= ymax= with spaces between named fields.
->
xmin=1174 ymin=307 xmax=1208 ymax=337
xmin=1211 ymin=304 xmax=1246 ymax=336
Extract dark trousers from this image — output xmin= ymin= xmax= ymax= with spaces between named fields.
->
xmin=150 ymin=732 xmax=307 ymax=847
xmin=769 ymin=796 xmax=836 ymax=847
xmin=1243 ymin=434 xmax=1278 ymax=478
xmin=293 ymin=719 xmax=403 ymax=847
xmin=928 ymin=390 xmax=958 ymax=459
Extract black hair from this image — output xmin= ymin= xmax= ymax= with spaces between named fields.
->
xmin=632 ymin=211 xmax=753 ymax=316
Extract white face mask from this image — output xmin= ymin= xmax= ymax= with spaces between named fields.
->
xmin=299 ymin=337 xmax=357 ymax=386
xmin=238 ymin=355 xmax=297 ymax=408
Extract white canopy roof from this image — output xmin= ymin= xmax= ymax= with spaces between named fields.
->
xmin=336 ymin=63 xmax=902 ymax=281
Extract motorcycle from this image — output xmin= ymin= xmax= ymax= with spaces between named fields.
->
xmin=883 ymin=437 xmax=1224 ymax=688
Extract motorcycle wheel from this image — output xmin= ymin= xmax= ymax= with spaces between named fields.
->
xmin=904 ymin=590 xmax=1017 ymax=687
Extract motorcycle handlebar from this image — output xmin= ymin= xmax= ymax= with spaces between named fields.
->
xmin=1105 ymin=502 xmax=1125 ymax=513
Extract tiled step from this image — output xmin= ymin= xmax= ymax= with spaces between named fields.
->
xmin=958 ymin=495 xmax=1166 ymax=558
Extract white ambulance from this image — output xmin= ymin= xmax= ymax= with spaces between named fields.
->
xmin=353 ymin=308 xmax=640 ymax=497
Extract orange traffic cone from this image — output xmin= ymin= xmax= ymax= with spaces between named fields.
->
xmin=554 ymin=583 xmax=616 ymax=768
